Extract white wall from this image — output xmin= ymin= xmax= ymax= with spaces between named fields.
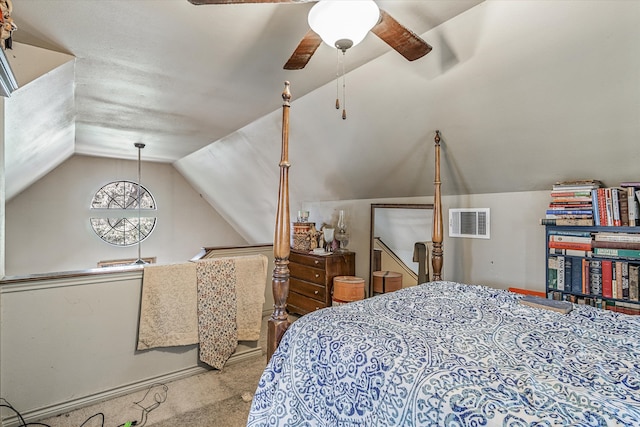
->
xmin=5 ymin=155 xmax=248 ymax=276
xmin=304 ymin=189 xmax=549 ymax=293
xmin=0 ymin=253 xmax=272 ymax=426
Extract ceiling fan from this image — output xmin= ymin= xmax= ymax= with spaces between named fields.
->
xmin=187 ymin=0 xmax=433 ymax=70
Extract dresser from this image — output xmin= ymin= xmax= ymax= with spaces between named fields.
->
xmin=287 ymin=251 xmax=356 ymax=315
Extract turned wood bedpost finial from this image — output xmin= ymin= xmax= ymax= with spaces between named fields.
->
xmin=432 ymin=130 xmax=443 ymax=281
xmin=268 ymin=81 xmax=292 ymax=361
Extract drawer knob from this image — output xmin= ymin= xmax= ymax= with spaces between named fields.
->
xmin=315 ymin=274 xmax=320 ymax=278
xmin=314 ymin=260 xmax=319 ymax=265
xmin=314 ymin=290 xmax=319 ymax=295
xmin=315 ymin=307 xmax=319 ymax=310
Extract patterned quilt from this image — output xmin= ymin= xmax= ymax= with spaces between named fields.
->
xmin=248 ymin=281 xmax=640 ymax=426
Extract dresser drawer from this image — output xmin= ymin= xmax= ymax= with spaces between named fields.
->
xmin=288 ymin=291 xmax=327 ymax=314
xmin=290 ymin=262 xmax=325 ymax=284
xmin=290 ymin=251 xmax=326 ymax=269
xmin=290 ymin=277 xmax=326 ymax=301
xmin=286 ymin=251 xmax=355 ymax=316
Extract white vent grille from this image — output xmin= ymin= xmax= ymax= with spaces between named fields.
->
xmin=449 ymin=208 xmax=490 ymax=239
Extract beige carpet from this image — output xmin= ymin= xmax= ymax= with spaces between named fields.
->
xmin=40 ymin=316 xmax=273 ymax=427
xmin=40 ymin=356 xmax=267 ymax=427
xmin=39 ymin=313 xmax=302 ymax=427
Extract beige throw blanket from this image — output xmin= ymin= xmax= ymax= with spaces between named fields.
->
xmin=137 ymin=254 xmax=268 ymax=369
xmin=232 ymin=254 xmax=268 ymax=341
xmin=137 ymin=263 xmax=199 ymax=350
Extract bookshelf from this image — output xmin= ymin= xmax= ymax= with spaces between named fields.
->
xmin=545 ymin=225 xmax=640 ymax=315
xmin=542 ymin=179 xmax=640 ymax=314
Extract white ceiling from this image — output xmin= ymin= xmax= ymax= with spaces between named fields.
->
xmin=6 ymin=0 xmax=480 ymax=163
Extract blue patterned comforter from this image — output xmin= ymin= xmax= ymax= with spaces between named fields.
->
xmin=248 ymin=281 xmax=640 ymax=426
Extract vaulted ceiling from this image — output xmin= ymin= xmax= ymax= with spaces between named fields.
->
xmin=5 ymin=0 xmax=481 ymax=197
xmin=5 ymin=1 xmax=640 ymax=244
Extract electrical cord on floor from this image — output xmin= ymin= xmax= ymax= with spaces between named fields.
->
xmin=3 ymin=397 xmax=104 ymax=427
xmin=79 ymin=412 xmax=105 ymax=427
xmin=117 ymin=383 xmax=168 ymax=427
xmin=2 ymin=382 xmax=167 ymax=427
xmin=1 ymin=398 xmax=52 ymax=427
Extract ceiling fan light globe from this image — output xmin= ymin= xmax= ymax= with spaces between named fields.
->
xmin=308 ymin=0 xmax=380 ymax=49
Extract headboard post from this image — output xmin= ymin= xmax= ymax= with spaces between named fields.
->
xmin=432 ymin=130 xmax=443 ymax=280
xmin=267 ymin=82 xmax=292 ymax=360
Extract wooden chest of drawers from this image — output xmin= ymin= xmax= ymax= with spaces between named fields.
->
xmin=287 ymin=250 xmax=355 ymax=315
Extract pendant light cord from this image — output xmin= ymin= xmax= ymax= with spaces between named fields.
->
xmin=137 ymin=146 xmax=142 ymax=261
xmin=134 ymin=142 xmax=146 ymax=265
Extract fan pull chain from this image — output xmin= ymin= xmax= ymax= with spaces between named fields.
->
xmin=335 ymin=48 xmax=340 ymax=110
xmin=341 ymin=51 xmax=347 ymax=120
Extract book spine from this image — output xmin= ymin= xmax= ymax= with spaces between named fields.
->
xmin=594 ymin=233 xmax=640 ymax=243
xmin=582 ymin=258 xmax=590 ymax=294
xmin=627 ymin=187 xmax=638 ymax=226
xmin=592 ymin=189 xmax=600 ymax=226
xmin=601 ymin=260 xmax=613 ymax=298
xmin=618 ymin=189 xmax=629 ymax=227
xmin=540 ymin=218 xmax=594 ymax=226
xmin=565 ymin=257 xmax=572 ymax=293
xmin=592 ymin=240 xmax=640 ymax=250
xmin=546 ymin=209 xmax=593 ymax=215
xmin=616 ymin=261 xmax=624 ymax=299
xmin=549 ymin=235 xmax=592 ymax=244
xmin=551 ymin=191 xmax=593 ymax=197
xmin=549 ymin=196 xmax=593 ymax=203
xmin=548 ymin=248 xmax=592 ymax=257
xmin=571 ymin=257 xmax=583 ymax=294
xmin=548 ymin=256 xmax=558 ymax=290
xmin=612 ymin=188 xmax=621 ymax=226
xmin=545 ymin=214 xmax=593 ymax=219
xmin=611 ymin=261 xmax=617 ymax=298
xmin=605 ymin=188 xmax=614 ymax=227
xmin=548 ymin=241 xmax=592 ymax=251
xmin=636 ymin=189 xmax=640 ymax=223
xmin=547 ymin=229 xmax=592 ymax=237
xmin=629 ymin=264 xmax=639 ymax=301
xmin=589 ymin=260 xmax=602 ymax=296
xmin=593 ymin=247 xmax=640 ymax=258
xmin=622 ymin=261 xmax=629 ymax=299
xmin=598 ymin=188 xmax=608 ymax=227
xmin=557 ymin=256 xmax=565 ymax=291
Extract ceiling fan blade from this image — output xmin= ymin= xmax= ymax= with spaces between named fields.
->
xmin=283 ymin=30 xmax=322 ymax=70
xmin=371 ymin=9 xmax=433 ymax=61
xmin=188 ymin=0 xmax=312 ymax=4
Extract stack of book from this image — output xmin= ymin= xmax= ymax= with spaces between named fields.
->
xmin=592 ymin=182 xmax=640 ymax=226
xmin=619 ymin=182 xmax=640 ymax=227
xmin=588 ymin=232 xmax=639 ymax=303
xmin=541 ymin=180 xmax=602 ymax=226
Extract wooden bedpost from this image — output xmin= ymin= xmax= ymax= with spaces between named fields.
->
xmin=432 ymin=130 xmax=443 ymax=280
xmin=267 ymin=82 xmax=292 ymax=361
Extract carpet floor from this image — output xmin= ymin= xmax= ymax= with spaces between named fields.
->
xmin=39 ymin=355 xmax=267 ymax=427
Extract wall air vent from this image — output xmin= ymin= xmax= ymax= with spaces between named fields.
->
xmin=449 ymin=208 xmax=490 ymax=239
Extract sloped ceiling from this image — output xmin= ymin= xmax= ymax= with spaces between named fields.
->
xmin=176 ymin=0 xmax=640 ymax=243
xmin=5 ymin=0 xmax=482 ymax=200
xmin=5 ymin=1 xmax=640 ymax=245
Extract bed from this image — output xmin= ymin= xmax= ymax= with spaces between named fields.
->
xmin=253 ymin=83 xmax=640 ymax=426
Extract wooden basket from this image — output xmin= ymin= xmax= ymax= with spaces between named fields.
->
xmin=332 ymin=276 xmax=365 ymax=305
xmin=372 ymin=270 xmax=402 ymax=294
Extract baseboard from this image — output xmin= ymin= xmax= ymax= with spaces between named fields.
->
xmin=1 ymin=346 xmax=263 ymax=427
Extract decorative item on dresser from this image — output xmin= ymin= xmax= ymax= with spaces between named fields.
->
xmin=287 ymin=250 xmax=355 ymax=316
